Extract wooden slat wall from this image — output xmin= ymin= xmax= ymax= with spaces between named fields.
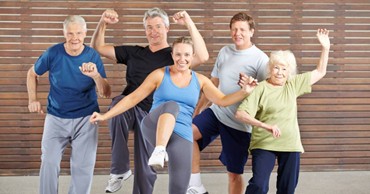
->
xmin=0 ymin=0 xmax=369 ymax=175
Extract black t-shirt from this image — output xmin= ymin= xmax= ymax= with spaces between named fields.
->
xmin=114 ymin=45 xmax=173 ymax=112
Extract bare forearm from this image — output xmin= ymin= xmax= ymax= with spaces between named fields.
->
xmin=235 ymin=110 xmax=271 ymax=130
xmin=93 ymin=75 xmax=111 ymax=98
xmin=27 ymin=68 xmax=38 ymax=103
xmin=317 ymin=47 xmax=330 ymax=75
xmin=90 ymin=20 xmax=107 ymax=49
xmin=213 ymin=90 xmax=248 ymax=107
xmin=311 ymin=29 xmax=331 ymax=84
xmin=101 ymin=94 xmax=142 ymax=121
xmin=311 ymin=47 xmax=330 ymax=84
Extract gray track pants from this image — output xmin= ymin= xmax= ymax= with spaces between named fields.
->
xmin=108 ymin=95 xmax=147 ymax=174
xmin=39 ymin=114 xmax=98 ymax=194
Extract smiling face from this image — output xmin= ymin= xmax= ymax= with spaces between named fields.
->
xmin=267 ymin=50 xmax=297 ymax=86
xmin=63 ymin=22 xmax=86 ymax=55
xmin=230 ymin=21 xmax=254 ymax=50
xmin=269 ymin=63 xmax=290 ymax=86
xmin=145 ymin=16 xmax=169 ymax=47
xmin=171 ymin=42 xmax=194 ymax=72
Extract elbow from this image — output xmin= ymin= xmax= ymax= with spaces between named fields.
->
xmin=216 ymin=100 xmax=228 ymax=107
xmin=322 ymin=70 xmax=327 ymax=77
xmin=102 ymin=86 xmax=111 ymax=99
xmin=105 ymin=88 xmax=112 ymax=98
xmin=98 ymin=80 xmax=111 ymax=98
xmin=318 ymin=70 xmax=327 ymax=79
xmin=235 ymin=110 xmax=252 ymax=125
xmin=101 ymin=91 xmax=111 ymax=99
xmin=200 ymin=53 xmax=209 ymax=64
xmin=235 ymin=110 xmax=243 ymax=122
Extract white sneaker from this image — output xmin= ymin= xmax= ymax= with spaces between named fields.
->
xmin=148 ymin=149 xmax=169 ymax=168
xmin=186 ymin=184 xmax=209 ymax=194
xmin=105 ymin=170 xmax=132 ymax=193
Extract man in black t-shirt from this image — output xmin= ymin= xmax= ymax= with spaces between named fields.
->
xmin=91 ymin=7 xmax=208 ymax=194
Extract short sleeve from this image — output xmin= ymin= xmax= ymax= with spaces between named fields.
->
xmin=238 ymin=86 xmax=261 ymax=117
xmin=210 ymin=47 xmax=226 ymax=78
xmin=290 ymin=72 xmax=312 ymax=97
xmin=34 ymin=51 xmax=50 ymax=76
xmin=114 ymin=45 xmax=130 ymax=64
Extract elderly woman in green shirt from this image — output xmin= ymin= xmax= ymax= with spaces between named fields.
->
xmin=235 ymin=28 xmax=330 ymax=194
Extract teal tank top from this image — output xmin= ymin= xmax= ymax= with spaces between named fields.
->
xmin=151 ymin=66 xmax=200 ymax=142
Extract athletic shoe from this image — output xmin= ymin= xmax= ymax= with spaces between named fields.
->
xmin=186 ymin=184 xmax=209 ymax=194
xmin=105 ymin=170 xmax=132 ymax=193
xmin=148 ymin=149 xmax=169 ymax=168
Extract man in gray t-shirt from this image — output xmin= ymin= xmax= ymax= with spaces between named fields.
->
xmin=187 ymin=12 xmax=269 ymax=194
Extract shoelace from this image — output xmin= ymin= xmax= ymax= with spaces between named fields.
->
xmin=108 ymin=176 xmax=123 ymax=184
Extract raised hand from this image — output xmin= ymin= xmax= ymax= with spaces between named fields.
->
xmin=79 ymin=62 xmax=99 ymax=78
xmin=172 ymin=11 xmax=192 ymax=26
xmin=238 ymin=73 xmax=258 ymax=94
xmin=317 ymin=28 xmax=330 ymax=50
xmin=101 ymin=9 xmax=119 ymax=25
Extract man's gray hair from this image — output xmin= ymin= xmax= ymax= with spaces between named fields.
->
xmin=63 ymin=15 xmax=87 ymax=32
xmin=143 ymin=7 xmax=170 ymax=28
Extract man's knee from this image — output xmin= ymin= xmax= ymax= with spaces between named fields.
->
xmin=192 ymin=124 xmax=202 ymax=141
xmin=228 ymin=172 xmax=243 ymax=183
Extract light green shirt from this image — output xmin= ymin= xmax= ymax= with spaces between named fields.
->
xmin=238 ymin=72 xmax=312 ymax=153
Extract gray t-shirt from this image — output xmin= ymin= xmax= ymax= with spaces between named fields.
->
xmin=210 ymin=44 xmax=269 ymax=132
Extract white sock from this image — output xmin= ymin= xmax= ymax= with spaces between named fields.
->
xmin=154 ymin=145 xmax=166 ymax=152
xmin=189 ymin=173 xmax=202 ymax=186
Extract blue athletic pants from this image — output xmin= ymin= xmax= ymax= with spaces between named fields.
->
xmin=245 ymin=149 xmax=300 ymax=194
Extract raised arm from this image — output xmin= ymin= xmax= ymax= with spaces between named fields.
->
xmin=173 ymin=11 xmax=209 ymax=67
xmin=198 ymin=74 xmax=257 ymax=107
xmin=27 ymin=66 xmax=44 ymax=114
xmin=90 ymin=68 xmax=162 ymax=123
xmin=310 ymin=28 xmax=330 ymax=85
xmin=90 ymin=9 xmax=119 ymax=61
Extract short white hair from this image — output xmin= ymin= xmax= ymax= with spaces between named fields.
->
xmin=63 ymin=15 xmax=87 ymax=33
xmin=267 ymin=50 xmax=298 ymax=80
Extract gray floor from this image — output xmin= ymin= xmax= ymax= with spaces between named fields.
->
xmin=1 ymin=171 xmax=370 ymax=194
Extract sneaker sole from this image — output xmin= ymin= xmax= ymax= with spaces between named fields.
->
xmin=149 ymin=163 xmax=165 ymax=172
